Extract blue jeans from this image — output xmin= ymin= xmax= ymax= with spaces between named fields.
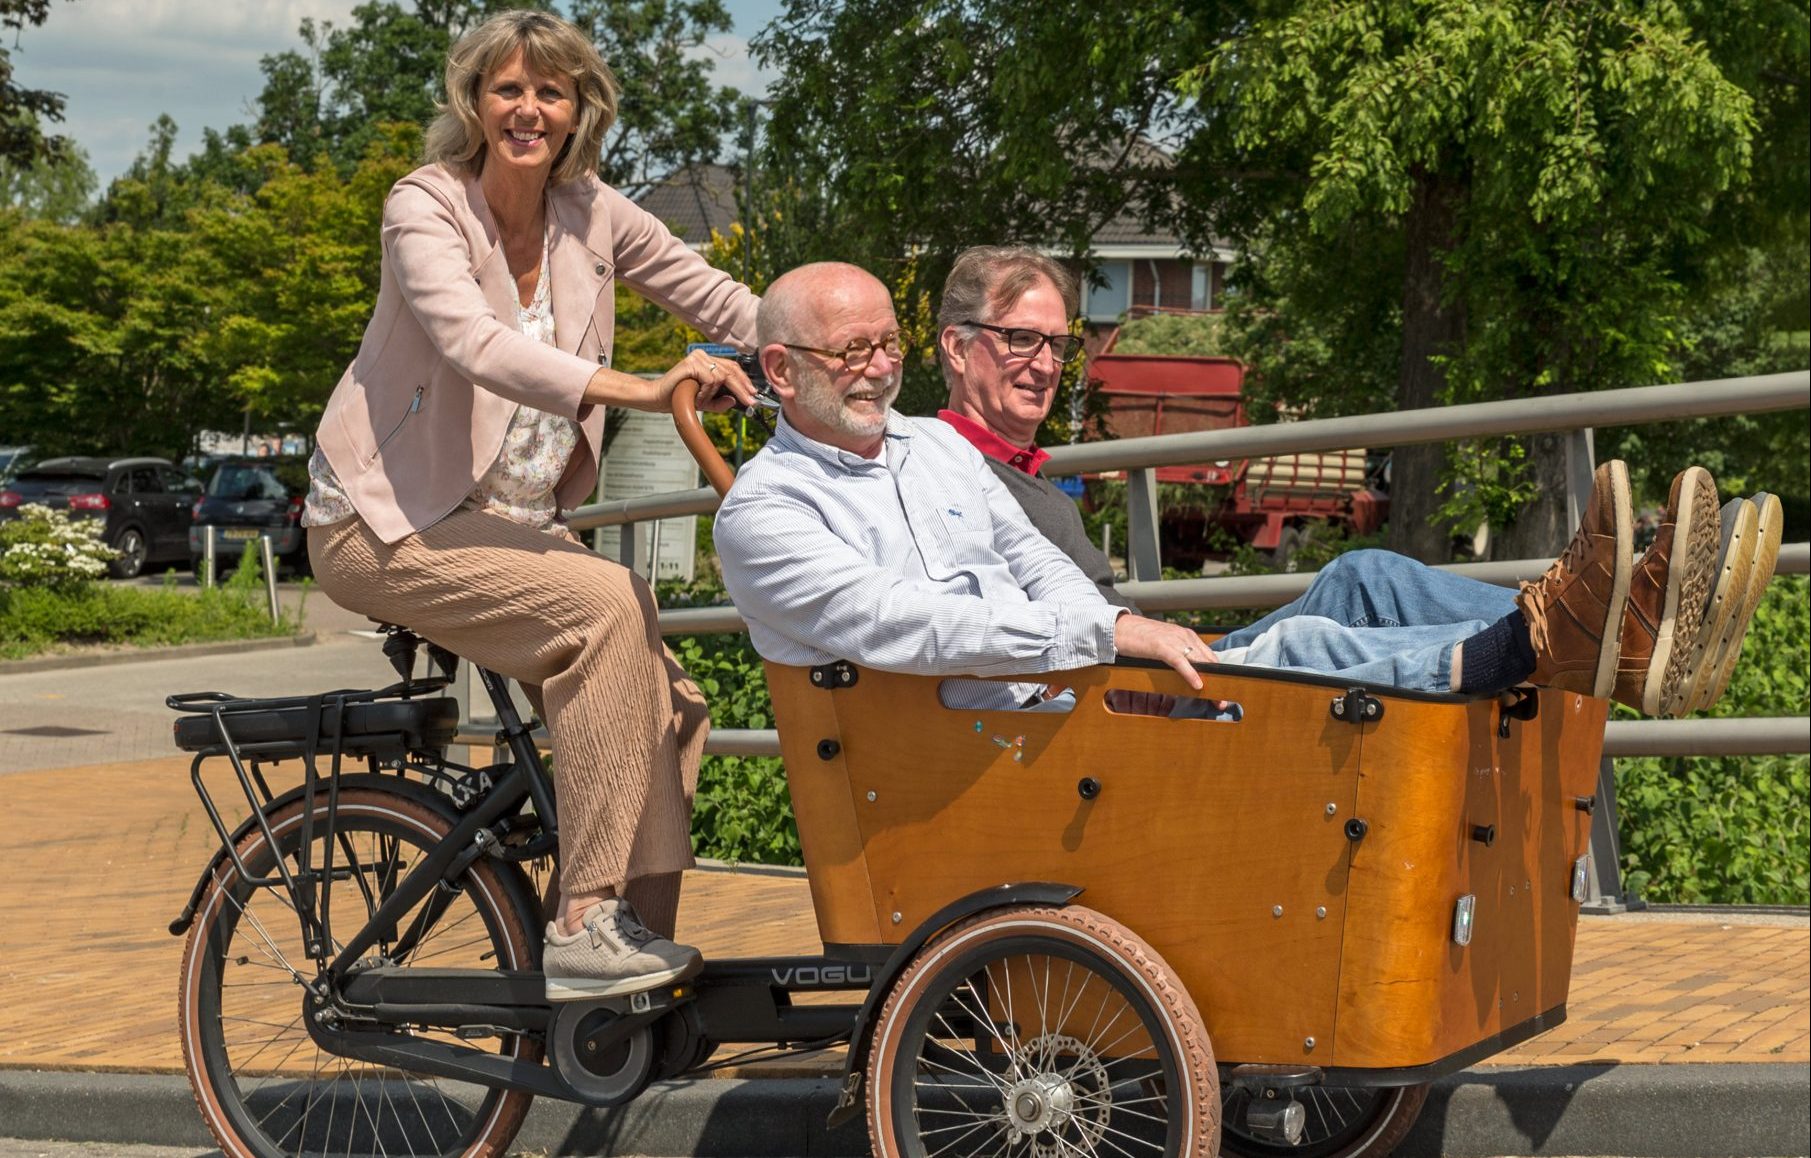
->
xmin=1211 ymin=550 xmax=1519 ymax=693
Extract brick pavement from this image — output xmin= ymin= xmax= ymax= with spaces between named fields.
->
xmin=0 ymin=756 xmax=1803 ymax=1076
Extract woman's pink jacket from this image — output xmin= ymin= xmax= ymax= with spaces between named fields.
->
xmin=314 ymin=163 xmax=759 ymax=544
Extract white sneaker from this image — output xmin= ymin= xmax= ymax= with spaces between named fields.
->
xmin=542 ymin=897 xmax=703 ymax=1002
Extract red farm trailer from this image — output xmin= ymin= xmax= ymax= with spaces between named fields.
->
xmin=1088 ymin=353 xmax=1389 ymax=567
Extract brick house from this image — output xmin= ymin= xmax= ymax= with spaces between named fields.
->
xmin=1073 ymin=208 xmax=1235 ymax=328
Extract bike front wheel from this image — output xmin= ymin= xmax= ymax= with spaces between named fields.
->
xmin=866 ymin=905 xmax=1220 ymax=1158
xmin=178 ymin=787 xmax=541 ymax=1158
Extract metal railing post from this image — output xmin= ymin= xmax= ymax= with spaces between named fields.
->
xmin=1581 ymin=756 xmax=1640 ymax=914
xmin=259 ymin=535 xmax=280 ymax=623
xmin=200 ymin=526 xmax=216 ymax=589
xmin=1126 ymin=467 xmax=1162 ymax=581
xmin=619 ymin=523 xmax=638 ymax=573
xmin=1564 ymin=428 xmax=1597 ymax=533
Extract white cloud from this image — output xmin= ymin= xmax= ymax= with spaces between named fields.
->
xmin=9 ymin=0 xmax=364 ymax=184
xmin=9 ymin=0 xmax=783 ymax=186
xmin=692 ymin=33 xmax=777 ymax=99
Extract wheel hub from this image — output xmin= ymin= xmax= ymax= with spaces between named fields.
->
xmin=1006 ymin=1072 xmax=1075 ymax=1136
xmin=1001 ymin=1032 xmax=1113 ymax=1155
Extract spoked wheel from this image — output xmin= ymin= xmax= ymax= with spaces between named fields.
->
xmin=1220 ymin=1082 xmax=1428 ymax=1158
xmin=179 ymin=788 xmax=542 ymax=1158
xmin=867 ymin=905 xmax=1219 ymax=1158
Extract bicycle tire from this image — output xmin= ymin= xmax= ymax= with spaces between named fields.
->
xmin=178 ymin=787 xmax=541 ymax=1158
xmin=867 ymin=905 xmax=1220 ymax=1158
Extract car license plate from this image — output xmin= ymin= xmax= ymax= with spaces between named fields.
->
xmin=223 ymin=529 xmax=261 ymax=541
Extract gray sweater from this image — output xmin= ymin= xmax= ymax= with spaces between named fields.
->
xmin=983 ymin=459 xmax=1137 ymax=611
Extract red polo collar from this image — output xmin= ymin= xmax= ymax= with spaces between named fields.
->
xmin=937 ymin=410 xmax=1051 ymax=476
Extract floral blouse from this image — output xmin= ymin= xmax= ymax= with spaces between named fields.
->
xmin=303 ymin=229 xmax=581 ymax=533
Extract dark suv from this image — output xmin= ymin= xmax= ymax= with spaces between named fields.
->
xmin=0 ymin=456 xmax=202 ymax=578
xmin=190 ymin=456 xmax=311 ymax=576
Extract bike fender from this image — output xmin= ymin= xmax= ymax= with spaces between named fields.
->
xmin=825 ymin=881 xmax=1083 ymax=1129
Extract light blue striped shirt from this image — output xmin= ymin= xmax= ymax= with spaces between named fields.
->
xmin=714 ymin=412 xmax=1124 ymax=708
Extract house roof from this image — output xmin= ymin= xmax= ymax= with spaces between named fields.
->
xmin=634 ymin=163 xmax=740 ymax=245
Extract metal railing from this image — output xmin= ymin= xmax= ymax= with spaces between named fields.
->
xmin=458 ymin=370 xmax=1811 ymax=761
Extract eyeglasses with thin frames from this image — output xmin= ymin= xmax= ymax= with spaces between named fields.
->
xmin=779 ymin=332 xmax=906 ymax=371
xmin=961 ymin=320 xmax=1085 ymax=364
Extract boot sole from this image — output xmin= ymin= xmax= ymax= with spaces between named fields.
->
xmin=1674 ymin=498 xmax=1758 ymax=714
xmin=1590 ymin=460 xmax=1635 ymax=700
xmin=1692 ymin=493 xmax=1783 ymax=712
xmin=545 ymin=956 xmax=704 ymax=1002
xmin=1647 ymin=468 xmax=1720 ymax=717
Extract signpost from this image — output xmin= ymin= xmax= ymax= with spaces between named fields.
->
xmin=594 ymin=407 xmax=701 ymax=582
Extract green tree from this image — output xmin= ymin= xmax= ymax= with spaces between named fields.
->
xmin=0 ymin=0 xmax=70 ymax=166
xmin=193 ymin=129 xmax=422 ymax=440
xmin=1181 ymin=0 xmax=1767 ymax=562
xmin=243 ymin=1 xmax=744 ymax=194
xmin=0 ymin=214 xmax=242 ymax=458
xmin=0 ymin=136 xmax=93 ymax=221
xmin=751 ymin=0 xmax=1216 ymax=414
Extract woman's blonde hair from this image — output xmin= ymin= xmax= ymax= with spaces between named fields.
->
xmin=423 ymin=10 xmax=619 ymax=185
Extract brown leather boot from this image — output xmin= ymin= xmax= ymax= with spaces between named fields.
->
xmin=1519 ymin=460 xmax=1632 ymax=698
xmin=1690 ymin=492 xmax=1782 ymax=712
xmin=1607 ymin=467 xmax=1722 ymax=716
xmin=1673 ymin=495 xmax=1758 ymax=713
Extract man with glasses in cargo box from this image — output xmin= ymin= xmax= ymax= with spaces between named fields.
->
xmin=927 ymin=246 xmax=1780 ymax=719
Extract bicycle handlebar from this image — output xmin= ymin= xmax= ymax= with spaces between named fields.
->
xmin=669 ymin=377 xmax=739 ymax=498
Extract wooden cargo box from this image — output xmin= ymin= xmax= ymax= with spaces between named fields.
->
xmin=767 ymin=659 xmax=1605 ymax=1077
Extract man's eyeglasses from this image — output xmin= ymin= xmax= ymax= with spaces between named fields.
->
xmin=961 ymin=320 xmax=1085 ymax=364
xmin=780 ymin=332 xmax=906 ymax=371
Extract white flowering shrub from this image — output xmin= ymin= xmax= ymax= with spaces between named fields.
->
xmin=0 ymin=504 xmax=118 ymax=590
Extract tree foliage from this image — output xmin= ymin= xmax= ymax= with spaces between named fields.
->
xmin=0 ymin=135 xmax=92 ymax=221
xmin=0 ymin=0 xmax=69 ymax=166
xmin=245 ymin=0 xmax=740 ymax=197
xmin=0 ymin=1 xmax=749 ymax=456
xmin=755 ymin=0 xmax=1806 ymax=559
xmin=751 ymin=0 xmax=1216 ymax=414
xmin=1181 ymin=0 xmax=1775 ymax=561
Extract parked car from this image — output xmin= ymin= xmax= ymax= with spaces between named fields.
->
xmin=0 ymin=456 xmax=202 ymax=578
xmin=0 ymin=445 xmax=33 ymax=483
xmin=190 ymin=456 xmax=311 ymax=576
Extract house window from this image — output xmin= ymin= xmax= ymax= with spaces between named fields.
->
xmin=1190 ymin=264 xmax=1212 ymax=311
xmin=1085 ymin=261 xmax=1132 ymax=321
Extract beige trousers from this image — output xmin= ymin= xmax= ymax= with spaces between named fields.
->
xmin=307 ymin=510 xmax=708 ymax=936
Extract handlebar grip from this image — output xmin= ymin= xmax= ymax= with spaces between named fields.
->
xmin=669 ymin=377 xmax=738 ymax=498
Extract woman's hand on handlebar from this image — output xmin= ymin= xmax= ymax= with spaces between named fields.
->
xmin=655 ymin=348 xmax=757 ymax=412
xmin=1112 ymin=614 xmax=1211 ymax=689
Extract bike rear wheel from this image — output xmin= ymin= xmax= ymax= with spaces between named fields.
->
xmin=178 ymin=787 xmax=540 ymax=1158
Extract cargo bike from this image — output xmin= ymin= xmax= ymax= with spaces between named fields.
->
xmin=166 ymin=384 xmax=1608 ymax=1158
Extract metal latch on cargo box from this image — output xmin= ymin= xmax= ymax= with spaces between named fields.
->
xmin=1497 ymin=688 xmax=1539 ymax=738
xmin=1329 ymin=688 xmax=1383 ymax=725
xmin=809 ymin=661 xmax=859 ymax=690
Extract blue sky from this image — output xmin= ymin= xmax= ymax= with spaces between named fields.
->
xmin=8 ymin=0 xmax=787 ymax=187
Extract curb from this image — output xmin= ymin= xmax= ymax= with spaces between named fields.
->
xmin=0 ymin=631 xmax=318 ymax=675
xmin=1 ymin=1063 xmax=1805 ymax=1156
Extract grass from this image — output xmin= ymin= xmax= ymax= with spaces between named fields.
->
xmin=0 ymin=564 xmax=301 ymax=661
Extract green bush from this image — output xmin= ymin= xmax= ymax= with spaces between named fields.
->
xmin=0 ymin=551 xmax=296 ymax=660
xmin=659 ymin=577 xmax=801 ymax=866
xmin=1615 ymin=576 xmax=1810 ymax=905
xmin=0 ymin=504 xmax=116 ymax=590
